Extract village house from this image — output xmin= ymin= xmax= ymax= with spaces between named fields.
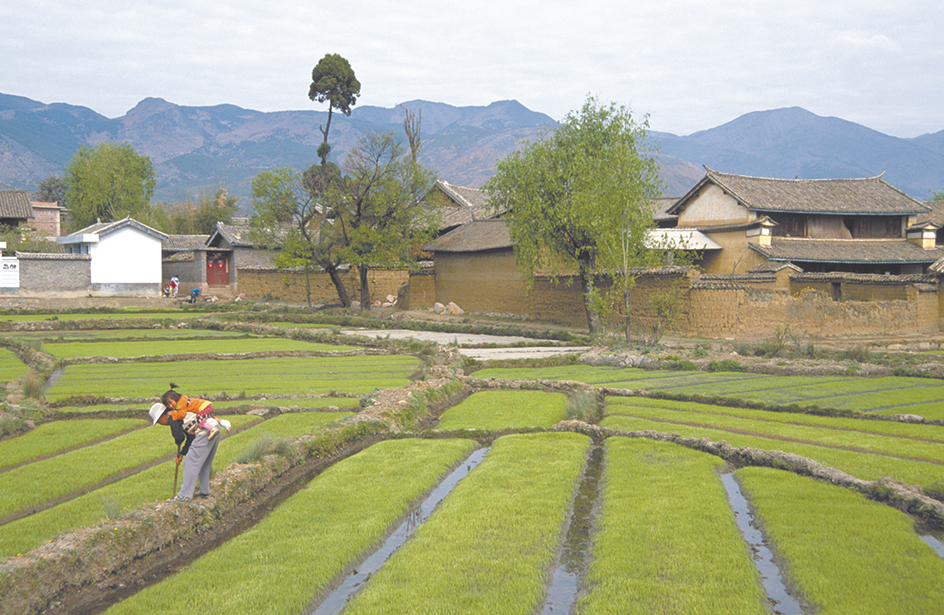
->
xmin=666 ymin=169 xmax=944 ymax=275
xmin=56 ymin=216 xmax=167 ymax=296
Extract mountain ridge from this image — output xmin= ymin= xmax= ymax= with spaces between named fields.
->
xmin=0 ymin=93 xmax=941 ymax=203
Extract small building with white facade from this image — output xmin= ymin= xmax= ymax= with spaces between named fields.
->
xmin=57 ymin=217 xmax=168 ymax=296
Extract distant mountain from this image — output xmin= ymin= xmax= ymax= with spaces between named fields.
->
xmin=0 ymin=94 xmax=941 ymax=206
xmin=653 ymin=107 xmax=944 ymax=198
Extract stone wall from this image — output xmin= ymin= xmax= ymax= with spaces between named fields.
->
xmin=17 ymin=253 xmax=91 ymax=293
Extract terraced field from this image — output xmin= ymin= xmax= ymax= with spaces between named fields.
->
xmin=2 ymin=311 xmax=944 ymax=615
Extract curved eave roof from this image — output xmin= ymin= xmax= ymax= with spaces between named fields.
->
xmin=750 ymin=238 xmax=944 ymax=265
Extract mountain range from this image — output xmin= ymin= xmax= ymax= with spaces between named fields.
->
xmin=1 ymin=92 xmax=942 ymax=206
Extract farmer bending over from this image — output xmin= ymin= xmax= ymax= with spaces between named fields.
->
xmin=149 ymin=383 xmax=229 ymax=502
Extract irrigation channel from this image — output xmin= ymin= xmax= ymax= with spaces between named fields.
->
xmin=719 ymin=471 xmax=806 ymax=615
xmin=540 ymin=445 xmax=603 ymax=615
xmin=308 ymin=446 xmax=491 ymax=614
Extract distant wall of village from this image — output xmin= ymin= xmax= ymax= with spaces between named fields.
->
xmin=402 ymin=265 xmax=943 ymax=339
xmin=237 ymin=267 xmax=409 ymax=305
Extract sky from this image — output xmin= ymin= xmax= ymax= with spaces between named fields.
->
xmin=2 ymin=0 xmax=942 ymax=138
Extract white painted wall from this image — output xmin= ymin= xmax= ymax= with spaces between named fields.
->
xmin=89 ymin=226 xmax=163 ymax=284
xmin=678 ymin=184 xmax=749 ymax=226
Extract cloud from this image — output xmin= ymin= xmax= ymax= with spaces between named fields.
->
xmin=0 ymin=0 xmax=941 ymax=137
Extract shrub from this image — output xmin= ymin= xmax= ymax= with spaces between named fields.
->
xmin=565 ymin=390 xmax=599 ymax=422
xmin=707 ymin=359 xmax=744 ymax=373
xmin=233 ymin=434 xmax=293 ymax=464
xmin=0 ymin=414 xmax=27 ymax=437
xmin=22 ymin=370 xmax=45 ymax=400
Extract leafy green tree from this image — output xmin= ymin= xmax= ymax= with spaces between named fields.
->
xmin=63 ymin=142 xmax=156 ymax=230
xmin=336 ymin=124 xmax=437 ymax=308
xmin=33 ymin=175 xmax=66 ymax=205
xmin=485 ymin=96 xmax=662 ymax=334
xmin=930 ymin=187 xmax=944 ymax=201
xmin=250 ymin=167 xmax=350 ymax=308
xmin=309 ymin=53 xmax=361 ymax=167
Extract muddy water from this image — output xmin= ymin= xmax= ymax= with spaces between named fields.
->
xmin=540 ymin=444 xmax=603 ymax=615
xmin=720 ymin=471 xmax=805 ymax=615
xmin=915 ymin=521 xmax=944 ymax=559
xmin=308 ymin=446 xmax=491 ymax=615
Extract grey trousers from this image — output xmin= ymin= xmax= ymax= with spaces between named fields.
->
xmin=177 ymin=431 xmax=220 ymax=498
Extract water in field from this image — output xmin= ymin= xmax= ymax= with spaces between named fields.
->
xmin=540 ymin=445 xmax=603 ymax=614
xmin=721 ymin=471 xmax=805 ymax=615
xmin=309 ymin=446 xmax=490 ymax=615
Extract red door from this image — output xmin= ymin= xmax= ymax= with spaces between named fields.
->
xmin=207 ymin=255 xmax=230 ymax=286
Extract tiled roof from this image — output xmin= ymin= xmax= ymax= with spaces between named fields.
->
xmin=208 ymin=223 xmax=255 ymax=247
xmin=915 ymin=200 xmax=944 ymax=227
xmin=422 ymin=219 xmax=512 ymax=253
xmin=670 ymin=169 xmax=929 ymax=216
xmin=426 ymin=180 xmax=497 ymax=231
xmin=750 ymin=238 xmax=944 ymax=264
xmin=163 ymin=234 xmax=210 ymax=251
xmin=63 ymin=216 xmax=167 ymax=241
xmin=0 ymin=190 xmax=34 ymax=219
xmin=793 ymin=271 xmax=939 ymax=284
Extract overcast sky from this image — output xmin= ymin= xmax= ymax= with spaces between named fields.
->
xmin=2 ymin=0 xmax=942 ymax=138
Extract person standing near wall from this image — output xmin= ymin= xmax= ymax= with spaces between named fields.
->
xmin=170 ymin=275 xmax=179 ymax=298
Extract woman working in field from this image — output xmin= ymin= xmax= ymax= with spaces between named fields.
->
xmin=149 ymin=383 xmax=229 ymax=502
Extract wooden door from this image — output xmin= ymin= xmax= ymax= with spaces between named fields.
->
xmin=207 ymin=255 xmax=230 ymax=286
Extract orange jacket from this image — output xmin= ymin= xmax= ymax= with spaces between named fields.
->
xmin=168 ymin=395 xmax=212 ymax=421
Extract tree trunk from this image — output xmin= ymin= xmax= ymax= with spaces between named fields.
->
xmin=579 ymin=270 xmax=602 ymax=335
xmin=325 ymin=263 xmax=351 ymax=307
xmin=358 ymin=265 xmax=371 ymax=310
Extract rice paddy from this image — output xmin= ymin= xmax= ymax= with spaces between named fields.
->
xmin=4 ymin=311 xmax=944 ymax=615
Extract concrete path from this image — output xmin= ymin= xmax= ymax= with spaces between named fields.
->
xmin=338 ymin=328 xmax=590 ymax=359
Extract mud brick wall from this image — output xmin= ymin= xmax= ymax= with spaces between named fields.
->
xmin=689 ymin=286 xmax=747 ymax=338
xmin=530 ymin=276 xmax=587 ymax=326
xmin=690 ymin=286 xmax=941 ymax=339
xmin=403 ymin=271 xmax=436 ymax=309
xmin=18 ymin=253 xmax=91 ymax=292
xmin=236 ymin=268 xmax=408 ymax=305
xmin=432 ymin=251 xmax=531 ymax=316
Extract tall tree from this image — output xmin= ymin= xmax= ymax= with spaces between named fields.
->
xmin=63 ymin=142 xmax=156 ymax=230
xmin=308 ymin=53 xmax=361 ymax=168
xmin=250 ymin=166 xmax=350 ymax=308
xmin=336 ymin=124 xmax=437 ymax=308
xmin=485 ymin=96 xmax=662 ymax=334
xmin=33 ymin=175 xmax=66 ymax=205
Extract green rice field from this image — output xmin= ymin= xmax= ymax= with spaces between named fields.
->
xmin=4 ymin=314 xmax=944 ymax=615
xmin=46 ymin=355 xmax=420 ymax=401
xmin=475 ymin=364 xmax=944 ymax=419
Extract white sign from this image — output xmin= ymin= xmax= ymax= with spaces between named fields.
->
xmin=0 ymin=257 xmax=19 ymax=288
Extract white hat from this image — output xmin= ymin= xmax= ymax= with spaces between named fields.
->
xmin=149 ymin=402 xmax=168 ymax=425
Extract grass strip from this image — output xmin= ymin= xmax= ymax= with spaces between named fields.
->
xmin=436 ymin=390 xmax=569 ymax=431
xmin=606 ymin=401 xmax=944 ymax=463
xmin=600 ymin=415 xmax=944 ymax=488
xmin=46 ymin=355 xmax=420 ymax=401
xmin=0 ymin=419 xmax=147 ymax=470
xmin=42 ymin=337 xmax=354 ymax=358
xmin=342 ymin=432 xmax=590 ymax=615
xmin=607 ymin=396 xmax=944 ymax=443
xmin=0 ymin=414 xmax=275 ymax=558
xmin=0 ymin=427 xmax=188 ymax=520
xmin=578 ymin=438 xmax=767 ymax=615
xmin=103 ymin=438 xmax=477 ymax=615
xmin=0 ymin=347 xmax=28 ymax=383
xmin=737 ymin=467 xmax=944 ymax=613
xmin=6 ymin=329 xmax=252 ymax=342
